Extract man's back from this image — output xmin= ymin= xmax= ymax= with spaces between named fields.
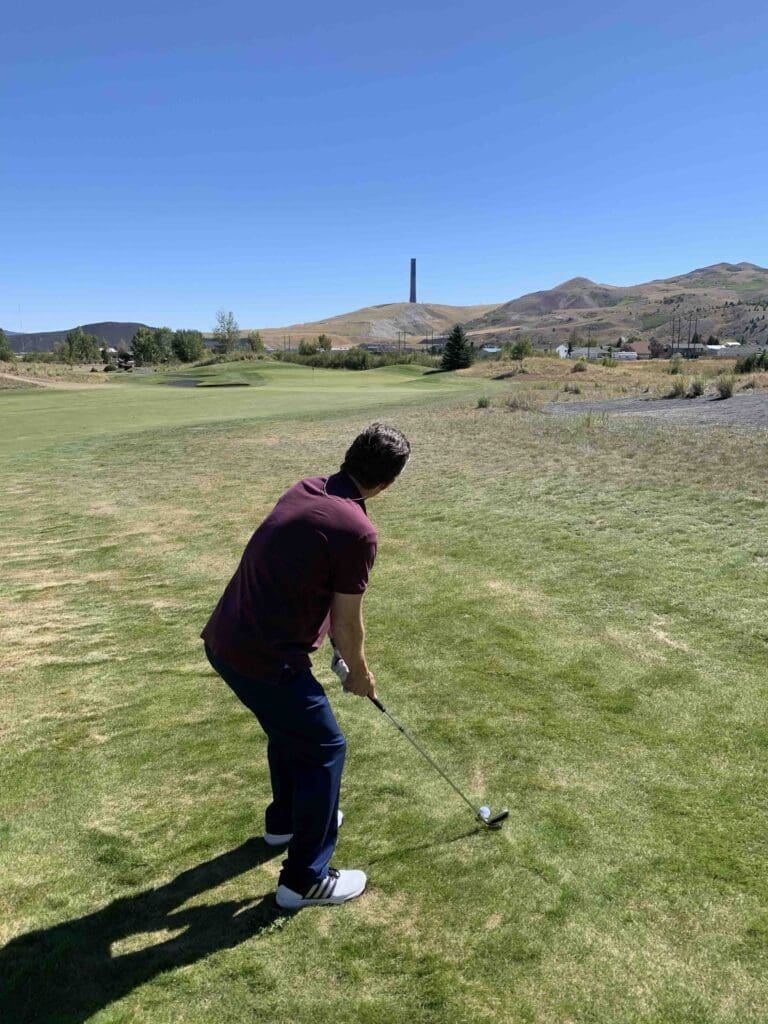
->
xmin=201 ymin=472 xmax=377 ymax=679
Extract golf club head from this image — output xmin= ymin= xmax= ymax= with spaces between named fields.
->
xmin=482 ymin=809 xmax=509 ymax=828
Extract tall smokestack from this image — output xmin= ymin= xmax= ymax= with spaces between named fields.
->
xmin=409 ymin=258 xmax=417 ymax=303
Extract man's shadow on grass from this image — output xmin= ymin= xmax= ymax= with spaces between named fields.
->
xmin=0 ymin=838 xmax=288 ymax=1024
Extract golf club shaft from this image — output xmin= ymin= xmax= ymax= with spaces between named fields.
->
xmin=368 ymin=695 xmax=482 ymax=818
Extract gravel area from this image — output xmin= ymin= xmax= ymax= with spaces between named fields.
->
xmin=546 ymin=392 xmax=768 ymax=429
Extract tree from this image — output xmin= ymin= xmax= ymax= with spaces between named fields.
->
xmin=299 ymin=338 xmax=319 ymax=356
xmin=246 ymin=330 xmax=265 ymax=354
xmin=441 ymin=324 xmax=473 ymax=370
xmin=172 ymin=329 xmax=206 ymax=362
xmin=131 ymin=326 xmax=171 ymax=365
xmin=508 ymin=335 xmax=533 ymax=365
xmin=317 ymin=334 xmax=332 ymax=353
xmin=648 ymin=337 xmax=665 ymax=359
xmin=0 ymin=329 xmax=13 ymax=362
xmin=213 ymin=309 xmax=240 ymax=354
xmin=63 ymin=326 xmax=100 ymax=363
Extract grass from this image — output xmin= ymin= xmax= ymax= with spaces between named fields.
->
xmin=2 ymin=360 xmax=768 ymax=1023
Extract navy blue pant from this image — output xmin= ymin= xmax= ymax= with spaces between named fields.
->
xmin=205 ymin=644 xmax=346 ymax=893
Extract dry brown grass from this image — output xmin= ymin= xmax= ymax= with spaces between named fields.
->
xmin=0 ymin=362 xmax=108 ymax=387
xmin=461 ymin=355 xmax=752 ymax=402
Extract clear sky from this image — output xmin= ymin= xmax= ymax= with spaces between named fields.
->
xmin=3 ymin=1 xmax=767 ymax=332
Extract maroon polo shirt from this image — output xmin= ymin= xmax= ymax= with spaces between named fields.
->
xmin=201 ymin=471 xmax=377 ymax=679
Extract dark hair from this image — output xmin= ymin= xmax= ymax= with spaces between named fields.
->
xmin=341 ymin=422 xmax=411 ymax=489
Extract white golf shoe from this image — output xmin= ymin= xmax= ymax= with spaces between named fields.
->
xmin=276 ymin=866 xmax=367 ymax=909
xmin=263 ymin=809 xmax=344 ymax=847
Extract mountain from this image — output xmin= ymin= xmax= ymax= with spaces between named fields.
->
xmin=8 ymin=263 xmax=768 ymax=355
xmin=5 ymin=322 xmax=152 ymax=354
xmin=254 ymin=301 xmax=501 ymax=349
xmin=464 ymin=262 xmax=768 ymax=348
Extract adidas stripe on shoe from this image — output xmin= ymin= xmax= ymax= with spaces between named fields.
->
xmin=276 ymin=867 xmax=367 ymax=909
xmin=263 ymin=809 xmax=344 ymax=847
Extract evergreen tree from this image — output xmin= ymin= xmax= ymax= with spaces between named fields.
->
xmin=441 ymin=324 xmax=473 ymax=370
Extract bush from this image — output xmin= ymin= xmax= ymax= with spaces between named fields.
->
xmin=563 ymin=382 xmax=581 ymax=394
xmin=715 ymin=374 xmax=735 ymax=399
xmin=571 ymin=359 xmax=588 ymax=373
xmin=739 ymin=376 xmax=757 ymax=390
xmin=172 ymin=330 xmax=206 ymax=363
xmin=274 ymin=349 xmax=438 ymax=371
xmin=505 ymin=392 xmax=542 ymax=412
xmin=686 ymin=378 xmax=705 ymax=398
xmin=476 ymin=396 xmax=490 ymax=409
xmin=669 ymin=355 xmax=683 ymax=375
xmin=664 ymin=377 xmax=687 ymax=398
xmin=600 ymin=356 xmax=618 ymax=367
xmin=735 ymin=350 xmax=768 ymax=373
xmin=505 ymin=336 xmax=534 ymax=363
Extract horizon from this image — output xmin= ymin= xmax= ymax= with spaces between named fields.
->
xmin=4 ymin=1 xmax=768 ymax=332
xmin=5 ymin=259 xmax=768 ymax=337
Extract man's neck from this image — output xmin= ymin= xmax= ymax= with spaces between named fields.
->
xmin=347 ymin=474 xmax=375 ymax=500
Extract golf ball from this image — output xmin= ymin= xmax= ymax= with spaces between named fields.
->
xmin=479 ymin=806 xmax=491 ymax=820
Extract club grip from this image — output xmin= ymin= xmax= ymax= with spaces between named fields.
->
xmin=368 ymin=695 xmax=386 ymax=713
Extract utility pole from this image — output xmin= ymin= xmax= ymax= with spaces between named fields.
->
xmin=409 ymin=259 xmax=417 ymax=303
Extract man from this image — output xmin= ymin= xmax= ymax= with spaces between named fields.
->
xmin=202 ymin=422 xmax=410 ymax=909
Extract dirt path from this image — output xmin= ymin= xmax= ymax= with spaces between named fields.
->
xmin=546 ymin=391 xmax=768 ymax=429
xmin=0 ymin=371 xmax=104 ymax=390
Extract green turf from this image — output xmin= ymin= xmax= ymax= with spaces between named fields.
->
xmin=1 ymin=363 xmax=767 ymax=1023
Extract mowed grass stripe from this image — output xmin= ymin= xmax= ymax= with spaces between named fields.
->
xmin=1 ymin=369 xmax=767 ymax=1023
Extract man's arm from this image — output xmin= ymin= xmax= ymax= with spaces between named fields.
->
xmin=330 ymin=592 xmax=377 ymax=699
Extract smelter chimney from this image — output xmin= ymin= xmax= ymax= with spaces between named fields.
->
xmin=409 ymin=258 xmax=417 ymax=303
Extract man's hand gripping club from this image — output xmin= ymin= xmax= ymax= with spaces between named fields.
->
xmin=329 ymin=592 xmax=377 ymax=700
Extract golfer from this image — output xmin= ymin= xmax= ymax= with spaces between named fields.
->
xmin=202 ymin=422 xmax=410 ymax=909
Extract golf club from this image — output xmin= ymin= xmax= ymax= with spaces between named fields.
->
xmin=331 ymin=643 xmax=508 ymax=828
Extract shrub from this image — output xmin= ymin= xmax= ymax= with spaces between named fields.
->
xmin=715 ymin=374 xmax=735 ymax=399
xmin=686 ymin=378 xmax=705 ymax=398
xmin=476 ymin=396 xmax=490 ymax=409
xmin=735 ymin=350 xmax=768 ymax=373
xmin=664 ymin=377 xmax=687 ymax=398
xmin=273 ymin=349 xmax=438 ymax=371
xmin=739 ymin=376 xmax=757 ymax=390
xmin=600 ymin=356 xmax=618 ymax=367
xmin=563 ymin=382 xmax=581 ymax=394
xmin=669 ymin=355 xmax=683 ymax=375
xmin=505 ymin=392 xmax=542 ymax=412
xmin=571 ymin=359 xmax=588 ymax=373
xmin=104 ymin=363 xmax=117 ymax=372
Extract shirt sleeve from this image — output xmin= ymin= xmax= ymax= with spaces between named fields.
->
xmin=331 ymin=537 xmax=377 ymax=595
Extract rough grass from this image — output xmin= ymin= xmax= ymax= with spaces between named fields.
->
xmin=1 ymin=363 xmax=768 ymax=1023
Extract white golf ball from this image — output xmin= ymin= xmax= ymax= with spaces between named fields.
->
xmin=479 ymin=806 xmax=491 ymax=820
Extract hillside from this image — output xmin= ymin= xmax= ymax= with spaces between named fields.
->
xmin=465 ymin=262 xmax=768 ymax=349
xmin=253 ymin=301 xmax=501 ymax=349
xmin=7 ymin=263 xmax=768 ymax=355
xmin=5 ymin=322 xmax=151 ymax=354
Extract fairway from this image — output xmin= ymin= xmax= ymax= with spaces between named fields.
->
xmin=2 ymin=363 xmax=767 ymax=1023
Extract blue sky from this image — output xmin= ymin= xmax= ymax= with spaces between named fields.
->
xmin=3 ymin=1 xmax=767 ymax=332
